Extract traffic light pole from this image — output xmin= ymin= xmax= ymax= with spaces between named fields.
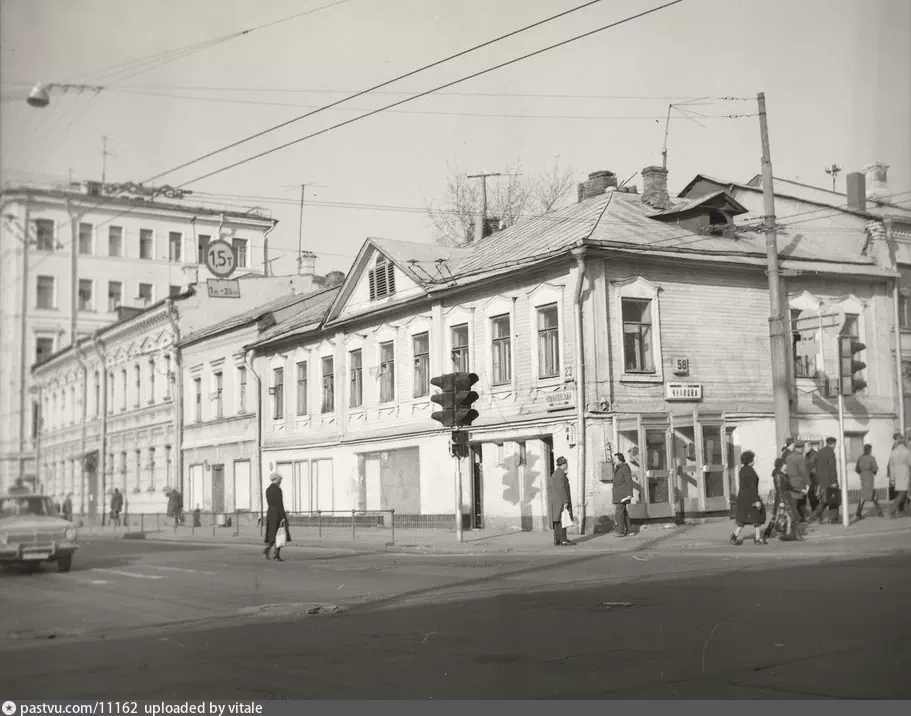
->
xmin=454 ymin=451 xmax=464 ymax=543
xmin=837 ymin=394 xmax=850 ymax=528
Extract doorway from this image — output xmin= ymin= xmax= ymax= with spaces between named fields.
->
xmin=470 ymin=444 xmax=483 ymax=529
xmin=211 ymin=464 xmax=225 ymax=513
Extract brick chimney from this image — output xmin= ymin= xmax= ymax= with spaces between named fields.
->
xmin=577 ymin=170 xmax=617 ymax=202
xmin=865 ymin=162 xmax=890 ymax=202
xmin=641 ymin=166 xmax=670 ymax=210
xmin=845 ymin=172 xmax=866 ymax=212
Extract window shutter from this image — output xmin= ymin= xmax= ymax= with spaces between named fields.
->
xmin=386 ymin=261 xmax=396 ymax=295
xmin=368 ymin=269 xmax=377 ymax=301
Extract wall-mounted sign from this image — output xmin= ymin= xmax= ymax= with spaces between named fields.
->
xmin=207 ymin=279 xmax=241 ymax=298
xmin=672 ymin=356 xmax=689 ymax=376
xmin=205 ymin=239 xmax=236 ymax=278
xmin=666 ymin=382 xmax=703 ymax=401
xmin=545 ymin=390 xmax=574 ymax=410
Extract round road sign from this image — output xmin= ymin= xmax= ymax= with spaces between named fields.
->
xmin=205 ymin=239 xmax=236 ymax=278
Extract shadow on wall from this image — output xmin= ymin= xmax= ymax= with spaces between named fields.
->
xmin=500 ymin=449 xmax=542 ymax=531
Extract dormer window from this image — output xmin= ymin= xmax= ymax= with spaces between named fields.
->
xmin=368 ymin=256 xmax=395 ymax=301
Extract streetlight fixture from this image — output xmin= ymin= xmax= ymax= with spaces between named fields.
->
xmin=25 ymin=82 xmax=104 ymax=109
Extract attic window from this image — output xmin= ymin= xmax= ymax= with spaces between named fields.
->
xmin=368 ymin=256 xmax=396 ymax=301
xmin=708 ymin=210 xmax=727 ymax=225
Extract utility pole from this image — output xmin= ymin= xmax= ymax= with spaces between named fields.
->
xmin=284 ymin=183 xmax=325 ymax=273
xmin=467 ymin=172 xmax=500 ymax=243
xmin=65 ymin=198 xmax=79 ymax=346
xmin=17 ymin=201 xmax=32 ymax=485
xmin=825 ymin=164 xmax=842 ymax=193
xmin=757 ymin=92 xmax=792 ymax=452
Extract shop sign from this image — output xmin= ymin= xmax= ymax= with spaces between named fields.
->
xmin=666 ymin=382 xmax=703 ymax=401
xmin=545 ymin=390 xmax=574 ymax=410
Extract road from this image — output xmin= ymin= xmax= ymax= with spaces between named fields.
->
xmin=2 ymin=535 xmax=910 ymax=699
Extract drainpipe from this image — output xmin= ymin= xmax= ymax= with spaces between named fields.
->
xmin=92 ymin=336 xmax=108 ymax=522
xmin=886 ymin=217 xmax=906 ymax=437
xmin=571 ymin=246 xmax=588 ymax=534
xmin=33 ymin=383 xmax=43 ymax=492
xmin=17 ymin=198 xmax=31 ymax=485
xmin=244 ymin=348 xmax=263 ymax=521
xmin=166 ymin=299 xmax=184 ymax=495
xmin=74 ymin=340 xmax=89 ymax=517
xmin=263 ymin=220 xmax=277 ymax=276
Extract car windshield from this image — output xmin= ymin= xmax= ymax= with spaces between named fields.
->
xmin=0 ymin=496 xmax=57 ymax=517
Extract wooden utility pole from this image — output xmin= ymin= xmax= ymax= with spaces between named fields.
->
xmin=757 ymin=92 xmax=791 ymax=452
xmin=285 ymin=183 xmax=325 ymax=273
xmin=825 ymin=164 xmax=842 ymax=192
xmin=467 ymin=172 xmax=501 ymax=243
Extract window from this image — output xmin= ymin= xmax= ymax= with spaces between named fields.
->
xmin=845 ymin=432 xmax=866 ymax=465
xmin=94 ymin=372 xmax=101 ymax=416
xmin=791 ymin=308 xmax=817 ymax=379
xmin=36 ymin=275 xmax=55 ymax=309
xmin=120 ymin=451 xmax=127 ymax=481
xmin=35 ymin=337 xmax=54 ymax=364
xmin=368 ymin=256 xmax=396 ymax=300
xmin=77 ymin=223 xmax=93 ymax=254
xmin=35 ymin=219 xmax=55 ymax=251
xmin=537 ymin=304 xmax=560 ymax=378
xmin=164 ymin=355 xmax=171 ymax=399
xmin=621 ymin=298 xmax=655 ymax=373
xmin=168 ymin=232 xmax=182 ymax=262
xmin=413 ymin=333 xmax=430 ymax=397
xmin=31 ymin=401 xmax=39 ymax=438
xmin=148 ymin=359 xmax=156 ymax=404
xmin=451 ymin=324 xmax=469 ymax=372
xmin=138 ymin=283 xmax=153 ymax=304
xmin=296 ymin=362 xmax=308 ymax=416
xmin=379 ymin=341 xmax=395 ymax=403
xmin=134 ymin=364 xmax=141 ymax=407
xmin=491 ymin=315 xmax=512 ymax=385
xmin=70 ymin=386 xmax=76 ymax=423
xmin=232 ymin=238 xmax=248 ymax=268
xmin=148 ymin=447 xmax=156 ymax=488
xmin=841 ymin=313 xmax=860 ymax=339
xmin=108 ymin=372 xmax=115 ymax=414
xmin=198 ymin=235 xmax=211 ymax=264
xmin=139 ymin=229 xmax=153 ymax=259
xmin=108 ymin=281 xmax=122 ymax=312
xmin=108 ymin=226 xmax=123 ymax=257
xmin=194 ymin=377 xmax=202 ymax=422
xmin=121 ymin=370 xmax=127 ymax=411
xmin=213 ymin=371 xmax=223 ymax=419
xmin=349 ymin=349 xmax=363 ymax=408
xmin=169 ymin=285 xmax=181 ymax=297
xmin=238 ymin=366 xmax=247 ymax=412
xmin=321 ymin=357 xmax=334 ymax=413
xmin=135 ymin=449 xmax=141 ymax=490
xmin=272 ymin=368 xmax=284 ymax=420
xmin=165 ymin=446 xmax=172 ymax=488
xmin=78 ymin=279 xmax=93 ymax=311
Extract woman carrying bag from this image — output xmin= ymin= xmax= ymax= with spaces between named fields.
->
xmin=264 ymin=472 xmax=291 ymax=562
xmin=730 ymin=450 xmax=768 ymax=545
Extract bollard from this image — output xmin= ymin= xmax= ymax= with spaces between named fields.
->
xmin=140 ymin=513 xmax=145 ymax=533
xmin=156 ymin=513 xmax=160 ymax=532
xmin=318 ymin=510 xmax=322 ymax=539
xmin=391 ymin=508 xmax=395 ymax=545
xmin=352 ymin=510 xmax=356 ymax=540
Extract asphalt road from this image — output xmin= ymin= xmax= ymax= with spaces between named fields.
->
xmin=2 ymin=536 xmax=910 ymax=699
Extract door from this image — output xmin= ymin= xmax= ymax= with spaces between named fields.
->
xmin=644 ymin=428 xmax=672 ymax=518
xmin=470 ymin=444 xmax=483 ymax=529
xmin=294 ymin=461 xmax=311 ymax=513
xmin=275 ymin=461 xmax=293 ymax=509
xmin=187 ymin=464 xmax=203 ymax=511
xmin=211 ymin=464 xmax=225 ymax=513
xmin=234 ymin=460 xmax=251 ymax=511
xmin=673 ymin=425 xmax=699 ymax=514
xmin=364 ymin=456 xmax=381 ymax=510
xmin=701 ymin=425 xmax=727 ymax=512
xmin=314 ymin=459 xmax=333 ymax=512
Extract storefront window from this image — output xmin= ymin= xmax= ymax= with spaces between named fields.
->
xmin=645 ymin=429 xmax=668 ymax=504
xmin=702 ymin=426 xmax=725 ymax=499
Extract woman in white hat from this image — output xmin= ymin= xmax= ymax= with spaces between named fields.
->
xmin=264 ymin=473 xmax=291 ymax=561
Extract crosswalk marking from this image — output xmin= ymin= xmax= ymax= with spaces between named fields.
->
xmin=91 ymin=568 xmax=165 ymax=580
xmin=147 ymin=565 xmax=215 ymax=575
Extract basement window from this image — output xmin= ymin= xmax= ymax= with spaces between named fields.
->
xmin=368 ymin=256 xmax=396 ymax=301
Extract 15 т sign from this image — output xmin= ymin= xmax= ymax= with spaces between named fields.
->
xmin=205 ymin=239 xmax=236 ymax=278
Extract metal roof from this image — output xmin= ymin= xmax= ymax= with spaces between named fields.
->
xmin=650 ymin=189 xmax=748 ymax=217
xmin=247 ymin=286 xmax=341 ymax=348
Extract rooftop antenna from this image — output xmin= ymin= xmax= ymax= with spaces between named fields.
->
xmin=825 ymin=164 xmax=842 ymax=192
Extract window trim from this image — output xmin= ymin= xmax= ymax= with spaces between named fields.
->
xmin=613 ymin=276 xmax=664 ymax=384
xmin=108 ymin=225 xmax=124 ymax=258
xmin=168 ymin=231 xmax=183 ymax=263
xmin=484 ymin=297 xmax=516 ymax=390
xmin=36 ymin=274 xmax=56 ymax=310
xmin=139 ymin=228 xmax=155 ymax=260
xmin=378 ymin=340 xmax=396 ymax=404
xmin=232 ymin=237 xmax=248 ymax=269
xmin=321 ymin=355 xmax=335 ymax=414
xmin=78 ymin=278 xmax=94 ymax=312
xmin=108 ymin=280 xmax=123 ymax=312
xmin=34 ymin=218 xmax=56 ymax=252
xmin=412 ymin=331 xmax=431 ymax=399
xmin=528 ymin=284 xmax=566 ymax=384
xmin=78 ymin=222 xmax=94 ymax=255
xmin=271 ymin=366 xmax=285 ymax=421
xmin=295 ymin=360 xmax=309 ymax=416
xmin=444 ymin=307 xmax=475 ymax=376
xmin=349 ymin=348 xmax=363 ymax=409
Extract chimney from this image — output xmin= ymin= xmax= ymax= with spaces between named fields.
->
xmin=483 ymin=217 xmax=501 ymax=237
xmin=577 ymin=170 xmax=617 ymax=202
xmin=324 ymin=270 xmax=345 ymax=287
xmin=865 ymin=162 xmax=890 ymax=202
xmin=84 ymin=181 xmax=102 ymax=197
xmin=641 ymin=165 xmax=670 ymax=210
xmin=298 ymin=250 xmax=317 ymax=276
xmin=845 ymin=172 xmax=866 ymax=212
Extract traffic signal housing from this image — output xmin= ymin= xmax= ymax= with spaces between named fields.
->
xmin=430 ymin=372 xmax=480 ymax=428
xmin=838 ymin=337 xmax=867 ymax=395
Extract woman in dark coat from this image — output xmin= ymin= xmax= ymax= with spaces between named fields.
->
xmin=855 ymin=444 xmax=883 ymax=519
xmin=263 ymin=473 xmax=291 ymax=561
xmin=730 ymin=450 xmax=767 ymax=545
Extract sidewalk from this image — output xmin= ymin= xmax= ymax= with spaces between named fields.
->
xmin=78 ymin=513 xmax=911 ymax=555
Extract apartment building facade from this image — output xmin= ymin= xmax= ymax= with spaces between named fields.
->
xmin=0 ymin=181 xmax=276 ymax=493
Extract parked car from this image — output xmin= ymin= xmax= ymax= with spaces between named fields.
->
xmin=0 ymin=493 xmax=78 ymax=572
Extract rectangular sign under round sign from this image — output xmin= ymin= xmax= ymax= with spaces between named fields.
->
xmin=207 ymin=279 xmax=241 ymax=298
xmin=665 ymin=382 xmax=703 ymax=401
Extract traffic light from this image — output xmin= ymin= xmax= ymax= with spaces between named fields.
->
xmin=838 ymin=337 xmax=867 ymax=395
xmin=430 ymin=372 xmax=480 ymax=428
xmin=451 ymin=429 xmax=470 ymax=459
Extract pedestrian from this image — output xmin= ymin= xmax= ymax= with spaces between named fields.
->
xmin=887 ymin=437 xmax=911 ymax=519
xmin=811 ymin=437 xmax=840 ymax=524
xmin=767 ymin=457 xmax=800 ymax=541
xmin=612 ymin=452 xmax=633 ymax=537
xmin=110 ymin=487 xmax=123 ymax=527
xmin=887 ymin=433 xmax=908 ymax=513
xmin=263 ymin=473 xmax=291 ymax=561
xmin=166 ymin=488 xmax=183 ymax=529
xmin=62 ymin=493 xmax=73 ymax=522
xmin=547 ymin=456 xmax=575 ymax=547
xmin=730 ymin=451 xmax=767 ymax=545
xmin=785 ymin=438 xmax=810 ymax=521
xmin=855 ymin=444 xmax=883 ymax=519
xmin=805 ymin=443 xmax=820 ymax=512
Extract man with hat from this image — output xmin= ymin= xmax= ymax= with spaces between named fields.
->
xmin=784 ymin=438 xmax=810 ymax=521
xmin=264 ymin=472 xmax=291 ymax=561
xmin=548 ymin=457 xmax=575 ymax=546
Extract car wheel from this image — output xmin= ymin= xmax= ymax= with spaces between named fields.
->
xmin=57 ymin=555 xmax=73 ymax=573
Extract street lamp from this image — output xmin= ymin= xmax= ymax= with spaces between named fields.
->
xmin=25 ymin=82 xmax=104 ymax=109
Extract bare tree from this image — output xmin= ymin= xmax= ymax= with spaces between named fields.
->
xmin=425 ymin=157 xmax=577 ymax=246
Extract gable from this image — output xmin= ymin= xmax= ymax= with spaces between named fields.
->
xmin=334 ymin=245 xmax=425 ymax=322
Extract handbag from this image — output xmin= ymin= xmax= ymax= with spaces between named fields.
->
xmin=826 ymin=485 xmax=841 ymax=507
xmin=274 ymin=519 xmax=288 ymax=548
xmin=560 ymin=508 xmax=574 ymax=529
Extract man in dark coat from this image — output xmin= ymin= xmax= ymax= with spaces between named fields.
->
xmin=785 ymin=439 xmax=811 ymax=521
xmin=264 ymin=473 xmax=290 ymax=561
xmin=812 ymin=437 xmax=839 ymax=523
xmin=547 ymin=457 xmax=575 ymax=546
xmin=166 ymin=489 xmax=183 ymax=529
xmin=612 ymin=452 xmax=634 ymax=537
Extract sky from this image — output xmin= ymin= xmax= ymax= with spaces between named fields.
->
xmin=1 ymin=0 xmax=909 ymax=276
